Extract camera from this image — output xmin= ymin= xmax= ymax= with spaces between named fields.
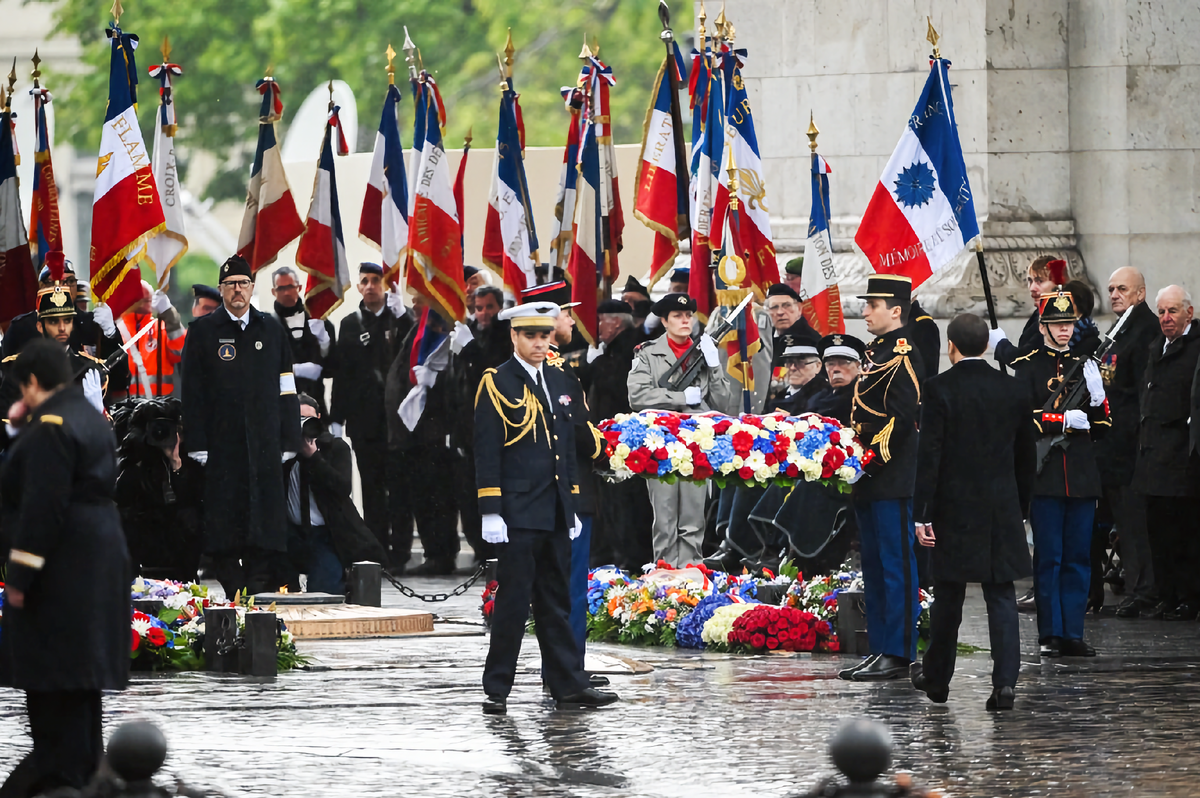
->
xmin=301 ymin=416 xmax=325 ymax=440
xmin=145 ymin=418 xmax=179 ymax=448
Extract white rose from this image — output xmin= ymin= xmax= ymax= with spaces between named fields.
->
xmin=615 ymin=443 xmax=631 ymax=457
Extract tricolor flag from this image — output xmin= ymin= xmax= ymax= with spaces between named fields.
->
xmin=404 ymin=75 xmax=467 ymax=322
xmin=28 ymin=83 xmax=62 ymax=273
xmin=296 ymin=105 xmax=351 ymax=320
xmin=800 ymin=153 xmax=845 ymax=334
xmin=146 ymin=56 xmax=188 ymax=288
xmin=633 ymin=41 xmax=689 ymax=288
xmin=237 ymin=77 xmax=305 ymax=275
xmin=687 ymin=48 xmax=722 ymax=322
xmin=546 ymin=88 xmax=582 ymax=276
xmin=0 ymin=95 xmax=36 ymax=324
xmin=855 ymin=57 xmax=979 ymax=288
xmin=566 ymin=118 xmax=601 ymax=344
xmin=716 ymin=164 xmax=762 ymax=400
xmin=359 ymin=83 xmax=409 ymax=288
xmin=482 ymin=85 xmax=539 ymax=298
xmin=710 ymin=55 xmax=774 ymax=301
xmin=90 ymin=25 xmax=166 ymax=318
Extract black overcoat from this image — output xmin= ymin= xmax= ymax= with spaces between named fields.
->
xmin=913 ymin=360 xmax=1036 ymax=583
xmin=994 ymin=309 xmax=1041 ymax=369
xmin=586 ymin=326 xmax=639 ymax=424
xmin=269 ymin=304 xmax=335 ymax=411
xmin=804 ymin=381 xmax=855 ymax=425
xmin=1132 ymin=323 xmax=1200 ymax=497
xmin=0 ymin=387 xmax=131 ymax=691
xmin=907 ymin=300 xmax=941 ymax=380
xmin=329 ymin=304 xmax=410 ymax=441
xmin=1094 ymin=301 xmax=1158 ymax=486
xmin=180 ymin=306 xmax=301 ymax=554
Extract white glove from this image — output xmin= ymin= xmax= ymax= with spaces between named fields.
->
xmin=293 ymin=361 xmax=323 ymax=381
xmin=282 ymin=451 xmax=296 ymax=462
xmin=450 ymin=321 xmax=474 ymax=355
xmin=1082 ymin=360 xmax=1106 ymax=406
xmin=570 ymin=515 xmax=583 ymax=540
xmin=684 ymin=386 xmax=703 ymax=406
xmin=82 ymin=370 xmax=104 ymax=413
xmin=988 ymin=326 xmax=1008 ymax=351
xmin=699 ymin=334 xmax=720 ymax=368
xmin=93 ymin=303 xmax=116 ymax=337
xmin=5 ymin=422 xmax=19 ymax=439
xmin=386 ymin=291 xmax=406 ymax=318
xmin=1063 ymin=409 xmax=1091 ymax=431
xmin=306 ymin=318 xmax=331 ymax=346
xmin=586 ymin=342 xmax=607 ymax=363
xmin=188 ymin=451 xmax=208 ymax=465
xmin=482 ymin=513 xmax=509 ymax=544
xmin=151 ymin=289 xmax=172 ymax=315
xmin=329 ymin=422 xmax=344 ymax=438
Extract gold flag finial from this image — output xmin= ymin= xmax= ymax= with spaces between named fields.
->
xmin=264 ymin=63 xmax=274 ymax=78
xmin=726 ymin=142 xmax=740 ymax=210
xmin=327 ymin=79 xmax=334 ymax=111
xmin=464 ymin=126 xmax=473 ymax=147
xmin=0 ymin=88 xmax=6 ymax=111
xmin=715 ymin=3 xmax=727 ymax=40
xmin=111 ymin=0 xmax=123 ymax=25
xmin=592 ymin=35 xmax=600 ymax=58
xmin=6 ymin=59 xmax=16 ymax=97
xmin=926 ymin=16 xmax=941 ymax=59
xmin=161 ymin=35 xmax=171 ymax=63
xmin=31 ymin=49 xmax=42 ymax=88
xmin=504 ymin=28 xmax=515 ymax=76
xmin=807 ymin=111 xmax=820 ymax=153
xmin=578 ymin=32 xmax=592 ymax=60
xmin=495 ymin=53 xmax=508 ymax=92
xmin=386 ymin=42 xmax=397 ymax=85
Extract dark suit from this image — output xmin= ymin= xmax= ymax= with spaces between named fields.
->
xmin=994 ymin=310 xmax=1041 ymax=369
xmin=907 ymin=300 xmax=941 ymax=379
xmin=914 ymin=359 xmax=1036 ymax=691
xmin=475 ymin=357 xmax=586 ymax=700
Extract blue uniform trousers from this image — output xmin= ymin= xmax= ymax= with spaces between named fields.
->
xmin=1030 ymin=495 xmax=1094 ymax=641
xmin=854 ymin=498 xmax=919 ymax=660
xmin=569 ymin=516 xmax=593 ymax=670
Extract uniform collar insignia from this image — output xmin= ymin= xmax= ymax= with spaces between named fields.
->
xmin=894 ymin=338 xmax=913 ymax=355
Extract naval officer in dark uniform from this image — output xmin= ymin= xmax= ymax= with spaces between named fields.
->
xmin=841 ymin=274 xmax=925 ymax=682
xmin=180 ymin=254 xmax=302 ymax=596
xmin=475 ymin=301 xmax=618 ymax=715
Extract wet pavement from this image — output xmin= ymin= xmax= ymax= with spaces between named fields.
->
xmin=2 ymin=577 xmax=1199 ymax=797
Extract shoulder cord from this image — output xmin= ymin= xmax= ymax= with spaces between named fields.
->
xmin=476 ymin=371 xmax=548 ymax=448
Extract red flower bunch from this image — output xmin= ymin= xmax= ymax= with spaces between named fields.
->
xmin=731 ymin=430 xmax=755 ymax=456
xmin=481 ymin=580 xmax=499 ymax=622
xmin=146 ymin=628 xmax=167 ymax=647
xmin=727 ymin=605 xmax=823 ymax=653
xmin=821 ymin=446 xmax=846 ymax=479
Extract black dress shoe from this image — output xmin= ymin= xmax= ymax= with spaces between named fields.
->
xmin=909 ymin=663 xmax=949 ymax=704
xmin=701 ymin=546 xmax=743 ymax=574
xmin=1164 ymin=601 xmax=1199 ymax=621
xmin=986 ymin=686 xmax=1015 ymax=711
xmin=588 ymin=674 xmax=610 ymax=687
xmin=1016 ymin=589 xmax=1037 ymax=613
xmin=852 ymin=654 xmax=911 ymax=681
xmin=556 ymin=687 xmax=619 ymax=709
xmin=1039 ymin=636 xmax=1063 ymax=658
xmin=1140 ymin=600 xmax=1172 ymax=619
xmin=1060 ymin=638 xmax=1096 ymax=657
xmin=482 ymin=695 xmax=507 ymax=715
xmin=1114 ymin=597 xmax=1147 ymax=618
xmin=837 ymin=654 xmax=879 ymax=681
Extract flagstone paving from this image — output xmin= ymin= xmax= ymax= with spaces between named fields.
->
xmin=2 ymin=577 xmax=1198 ymax=797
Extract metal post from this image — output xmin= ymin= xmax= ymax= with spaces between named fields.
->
xmin=348 ymin=561 xmax=382 ymax=607
xmin=203 ymin=607 xmax=239 ymax=673
xmin=239 ymin=612 xmax=278 ymax=677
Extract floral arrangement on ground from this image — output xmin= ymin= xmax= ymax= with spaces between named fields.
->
xmin=597 ymin=411 xmax=869 ymax=490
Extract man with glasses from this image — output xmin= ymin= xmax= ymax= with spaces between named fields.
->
xmin=268 ymin=266 xmax=335 ymax=414
xmin=763 ymin=283 xmax=817 ymax=407
xmin=180 ymin=254 xmax=302 ymax=595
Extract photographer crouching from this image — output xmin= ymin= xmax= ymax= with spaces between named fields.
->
xmin=284 ymin=394 xmax=387 ymax=594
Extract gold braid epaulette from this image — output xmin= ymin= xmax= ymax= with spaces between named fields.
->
xmin=475 ymin=369 xmax=549 ymax=448
xmin=587 ymin=422 xmax=605 ymax=459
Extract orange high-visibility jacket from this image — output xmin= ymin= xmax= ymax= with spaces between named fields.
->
xmin=118 ymin=309 xmax=186 ymax=397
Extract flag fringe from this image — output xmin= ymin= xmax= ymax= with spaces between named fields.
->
xmin=91 ymin=222 xmax=167 ymax=302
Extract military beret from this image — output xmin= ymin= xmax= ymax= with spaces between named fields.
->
xmin=192 ymin=284 xmax=221 ymax=302
xmin=359 ymin=262 xmax=384 ymax=276
xmin=669 ymin=267 xmax=690 ymax=284
xmin=621 ymin=275 xmax=650 ymax=299
xmin=650 ymin=292 xmax=697 ymax=317
xmin=219 ymin=254 xmax=253 ymax=281
xmin=597 ymin=298 xmax=634 ymax=315
xmin=463 ymin=265 xmax=480 ymax=279
xmin=784 ymin=256 xmax=804 ymax=276
xmin=766 ymin=283 xmax=801 ymax=302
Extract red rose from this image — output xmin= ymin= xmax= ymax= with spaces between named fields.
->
xmin=146 ymin=627 xmax=167 ymax=647
xmin=714 ymin=420 xmax=733 ymax=435
xmin=738 ymin=467 xmax=753 ymax=480
xmin=741 ymin=416 xmax=763 ymax=429
xmin=130 ymin=629 xmax=140 ymax=652
xmin=483 ymin=600 xmax=494 ymax=616
xmin=767 ymin=624 xmax=778 ymax=636
xmin=751 ymin=633 xmax=766 ymax=649
xmin=763 ymin=452 xmax=777 ymax=466
xmin=766 ymin=636 xmax=780 ymax=649
xmin=654 ymin=448 xmax=670 ymax=461
xmin=830 ymin=431 xmax=841 ymax=445
xmin=731 ymin=430 xmax=754 ymax=455
xmin=823 ymin=447 xmax=846 ymax=470
xmin=785 ymin=464 xmax=799 ymax=477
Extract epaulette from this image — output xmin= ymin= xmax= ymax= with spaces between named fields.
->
xmin=545 ymin=349 xmax=565 ymax=369
xmin=1011 ymin=351 xmax=1037 ymax=365
xmin=913 ymin=315 xmax=933 ymax=323
xmin=38 ymin=414 xmax=63 ymax=425
xmin=1 ymin=354 xmax=17 ymax=363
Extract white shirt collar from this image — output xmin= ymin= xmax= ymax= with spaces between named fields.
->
xmin=515 ymin=354 xmax=544 ymax=383
xmin=225 ymin=305 xmax=251 ymax=329
xmin=958 ymin=356 xmax=985 ymax=362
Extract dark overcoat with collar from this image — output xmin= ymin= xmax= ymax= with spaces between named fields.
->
xmin=1133 ymin=323 xmax=1200 ymax=497
xmin=180 ymin=305 xmax=301 ymax=554
xmin=474 ymin=357 xmax=579 ymax=532
xmin=914 ymin=360 xmax=1036 ymax=583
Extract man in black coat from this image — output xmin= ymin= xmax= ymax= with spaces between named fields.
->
xmin=1094 ymin=268 xmax=1159 ymax=616
xmin=1132 ymin=285 xmax=1200 ymax=621
xmin=804 ymin=333 xmax=865 ymax=424
xmin=475 ymin=302 xmax=617 ymax=715
xmin=0 ymin=341 xmax=130 ymax=794
xmin=909 ymin=314 xmax=1036 ymax=711
xmin=329 ymin=263 xmax=412 ymax=558
xmin=267 ymin=266 xmax=335 ymax=414
xmin=764 ymin=283 xmax=817 ymax=403
xmin=180 ymin=254 xmax=302 ymax=596
xmin=907 ymin=298 xmax=941 ymax=379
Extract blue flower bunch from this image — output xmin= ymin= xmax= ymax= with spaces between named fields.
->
xmin=676 ymin=593 xmax=735 ymax=649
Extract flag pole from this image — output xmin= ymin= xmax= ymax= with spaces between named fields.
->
xmin=658 ymin=0 xmax=690 ymax=241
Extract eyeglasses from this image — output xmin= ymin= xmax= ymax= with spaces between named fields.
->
xmin=221 ymin=279 xmax=253 ymax=289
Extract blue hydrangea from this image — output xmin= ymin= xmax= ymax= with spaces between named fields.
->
xmin=708 ymin=438 xmax=735 ymax=469
xmin=676 ymin=593 xmax=735 ymax=648
xmin=752 ymin=435 xmax=776 ymax=454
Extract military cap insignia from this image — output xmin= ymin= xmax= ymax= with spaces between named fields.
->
xmin=50 ymin=289 xmax=67 ymax=307
xmin=783 ymin=335 xmax=795 ymax=346
xmin=894 ymin=338 xmax=913 ymax=355
xmin=831 ymin=335 xmax=843 ymax=346
xmin=1054 ymin=295 xmax=1071 ymax=312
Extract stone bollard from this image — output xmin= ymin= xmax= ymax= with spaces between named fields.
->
xmin=203 ymin=607 xmax=240 ymax=673
xmin=106 ymin=720 xmax=168 ymax=789
xmin=348 ymin=561 xmax=382 ymax=607
xmin=835 ymin=588 xmax=868 ymax=656
xmin=239 ymin=612 xmax=279 ymax=677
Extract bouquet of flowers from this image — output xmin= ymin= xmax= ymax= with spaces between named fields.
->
xmin=598 ymin=411 xmax=868 ymax=490
xmin=784 ymin=570 xmax=863 ymax=622
xmin=726 ymin=605 xmax=836 ymax=653
xmin=480 ymin=580 xmax=498 ymax=626
xmin=700 ymin=603 xmax=760 ymax=650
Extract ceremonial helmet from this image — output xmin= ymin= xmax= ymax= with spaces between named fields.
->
xmin=36 ymin=284 xmax=75 ymax=319
xmin=1038 ymin=289 xmax=1079 ymax=324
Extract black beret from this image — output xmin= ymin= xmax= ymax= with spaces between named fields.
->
xmin=359 ymin=261 xmax=384 ymax=276
xmin=621 ymin=275 xmax=650 ymax=298
xmin=766 ymin=283 xmax=801 ymax=302
xmin=669 ymin=267 xmax=690 ymax=284
xmin=650 ymin=292 xmax=697 ymax=317
xmin=192 ymin=284 xmax=221 ymax=302
xmin=219 ymin=254 xmax=253 ymax=281
xmin=597 ymin=298 xmax=634 ymax=315
xmin=463 ymin=265 xmax=480 ymax=279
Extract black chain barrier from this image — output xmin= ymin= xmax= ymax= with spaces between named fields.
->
xmin=383 ymin=560 xmax=489 ymax=603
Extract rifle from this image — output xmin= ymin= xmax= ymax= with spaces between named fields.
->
xmin=73 ymin=319 xmax=156 ymax=381
xmin=657 ymin=292 xmax=753 ymax=392
xmin=1034 ymin=305 xmax=1134 ymax=473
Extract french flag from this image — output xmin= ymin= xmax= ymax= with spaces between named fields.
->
xmin=89 ymin=25 xmax=166 ymax=318
xmin=297 ymin=106 xmax=351 ymax=320
xmin=855 ymin=57 xmax=979 ymax=288
xmin=566 ymin=120 xmax=601 ymax=345
xmin=237 ymin=77 xmax=305 ymax=275
xmin=359 ymin=84 xmax=409 ymax=288
xmin=0 ymin=100 xmax=36 ymax=323
xmin=482 ymin=86 xmax=539 ymax=299
xmin=687 ymin=50 xmax=722 ymax=322
xmin=633 ymin=41 xmax=689 ymax=289
xmin=710 ymin=56 xmax=774 ymax=300
xmin=801 ymin=153 xmax=845 ymax=334
xmin=546 ymin=88 xmax=582 ymax=277
xmin=28 ymin=85 xmax=61 ymax=274
xmin=404 ymin=78 xmax=467 ymax=323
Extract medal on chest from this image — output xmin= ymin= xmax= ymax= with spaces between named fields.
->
xmin=218 ymin=343 xmax=236 ymax=361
